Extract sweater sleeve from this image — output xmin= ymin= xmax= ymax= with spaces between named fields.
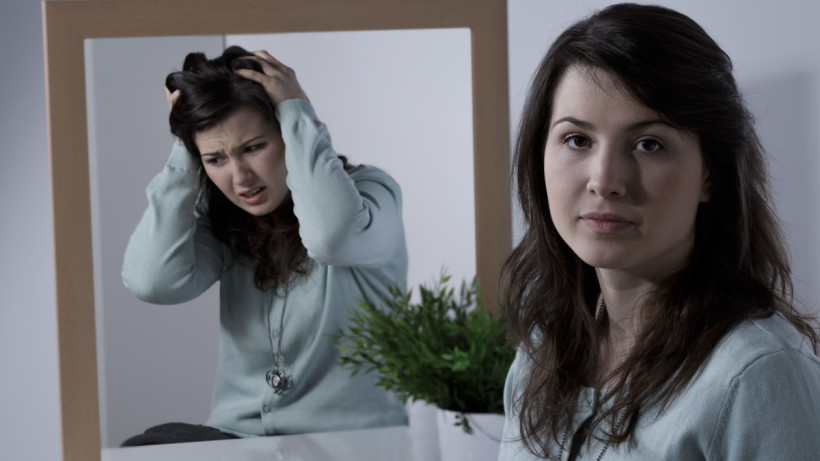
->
xmin=121 ymin=140 xmax=226 ymax=304
xmin=708 ymin=348 xmax=820 ymax=460
xmin=499 ymin=348 xmax=532 ymax=460
xmin=276 ymin=99 xmax=404 ymax=267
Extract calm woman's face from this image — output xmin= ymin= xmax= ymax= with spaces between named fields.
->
xmin=543 ymin=66 xmax=711 ymax=280
xmin=195 ymin=107 xmax=289 ymax=216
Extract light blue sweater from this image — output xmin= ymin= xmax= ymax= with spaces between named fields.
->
xmin=122 ymin=99 xmax=408 ymax=436
xmin=499 ymin=314 xmax=820 ymax=460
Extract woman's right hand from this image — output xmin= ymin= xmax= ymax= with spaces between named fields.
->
xmin=165 ymin=87 xmax=181 ymax=140
xmin=165 ymin=87 xmax=181 ymax=112
xmin=235 ymin=51 xmax=309 ymax=106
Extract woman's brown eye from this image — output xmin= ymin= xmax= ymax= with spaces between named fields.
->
xmin=637 ymin=138 xmax=663 ymax=152
xmin=566 ymin=135 xmax=590 ymax=149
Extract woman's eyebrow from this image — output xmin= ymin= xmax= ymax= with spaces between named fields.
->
xmin=551 ymin=116 xmax=593 ymax=130
xmin=200 ymin=149 xmax=222 ymax=158
xmin=239 ymin=135 xmax=266 ymax=147
xmin=199 ymin=135 xmax=267 ymax=158
xmin=551 ymin=116 xmax=672 ymax=131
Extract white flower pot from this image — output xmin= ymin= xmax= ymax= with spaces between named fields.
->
xmin=436 ymin=408 xmax=505 ymax=461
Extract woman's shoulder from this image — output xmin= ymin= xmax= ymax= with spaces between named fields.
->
xmin=637 ymin=314 xmax=820 ymax=458
xmin=694 ymin=313 xmax=820 ymax=393
xmin=697 ymin=314 xmax=820 ymax=459
xmin=718 ymin=313 xmax=818 ymax=365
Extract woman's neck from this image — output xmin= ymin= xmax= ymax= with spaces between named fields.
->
xmin=594 ymin=269 xmax=658 ymax=386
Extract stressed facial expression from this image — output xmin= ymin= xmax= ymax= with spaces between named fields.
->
xmin=195 ymin=106 xmax=288 ymax=216
xmin=543 ymin=66 xmax=711 ymax=280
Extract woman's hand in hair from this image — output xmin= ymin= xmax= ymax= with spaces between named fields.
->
xmin=235 ymin=50 xmax=309 ymax=106
xmin=165 ymin=86 xmax=181 ymax=111
xmin=164 ymin=87 xmax=181 ymax=139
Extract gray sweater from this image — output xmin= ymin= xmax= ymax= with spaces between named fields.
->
xmin=499 ymin=313 xmax=820 ymax=460
xmin=122 ymin=99 xmax=408 ymax=436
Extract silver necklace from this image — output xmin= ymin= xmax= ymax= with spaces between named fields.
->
xmin=556 ymin=393 xmax=626 ymax=461
xmin=595 ymin=296 xmax=606 ymax=322
xmin=265 ymin=286 xmax=292 ymax=394
xmin=555 ymin=298 xmax=624 ymax=460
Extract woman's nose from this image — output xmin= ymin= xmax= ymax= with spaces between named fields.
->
xmin=586 ymin=144 xmax=630 ymax=198
xmin=232 ymin=160 xmax=255 ymax=185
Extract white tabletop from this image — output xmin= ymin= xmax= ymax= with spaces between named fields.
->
xmin=101 ymin=425 xmax=440 ymax=461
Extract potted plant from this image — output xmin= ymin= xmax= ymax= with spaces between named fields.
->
xmin=335 ymin=271 xmax=516 ymax=458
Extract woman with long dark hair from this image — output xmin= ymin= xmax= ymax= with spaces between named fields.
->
xmin=499 ymin=4 xmax=820 ymax=460
xmin=121 ymin=46 xmax=407 ymax=445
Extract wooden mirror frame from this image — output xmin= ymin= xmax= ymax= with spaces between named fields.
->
xmin=42 ymin=1 xmax=510 ymax=460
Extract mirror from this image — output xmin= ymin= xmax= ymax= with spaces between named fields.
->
xmin=43 ymin=1 xmax=510 ymax=460
xmin=86 ymin=28 xmax=475 ymax=448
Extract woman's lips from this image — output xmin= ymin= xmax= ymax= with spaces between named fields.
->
xmin=239 ymin=186 xmax=266 ymax=205
xmin=580 ymin=212 xmax=634 ymax=233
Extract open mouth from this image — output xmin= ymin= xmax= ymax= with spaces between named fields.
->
xmin=240 ymin=186 xmax=265 ymax=198
xmin=239 ymin=186 xmax=266 ymax=205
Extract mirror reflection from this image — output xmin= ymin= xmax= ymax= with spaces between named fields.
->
xmin=85 ymin=29 xmax=474 ymax=448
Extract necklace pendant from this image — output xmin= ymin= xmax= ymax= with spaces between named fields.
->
xmin=266 ymin=367 xmax=290 ymax=394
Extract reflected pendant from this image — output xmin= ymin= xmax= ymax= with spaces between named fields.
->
xmin=266 ymin=367 xmax=290 ymax=394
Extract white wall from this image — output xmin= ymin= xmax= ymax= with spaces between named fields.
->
xmin=0 ymin=0 xmax=62 ymax=459
xmin=2 ymin=0 xmax=819 ymax=459
xmin=85 ymin=35 xmax=226 ymax=448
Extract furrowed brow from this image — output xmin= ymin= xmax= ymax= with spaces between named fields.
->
xmin=239 ymin=135 xmax=266 ymax=147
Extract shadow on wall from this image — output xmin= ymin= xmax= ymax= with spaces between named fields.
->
xmin=744 ymin=71 xmax=819 ymax=315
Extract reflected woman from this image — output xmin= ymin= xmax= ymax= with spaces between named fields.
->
xmin=500 ymin=4 xmax=820 ymax=460
xmin=121 ymin=46 xmax=407 ymax=445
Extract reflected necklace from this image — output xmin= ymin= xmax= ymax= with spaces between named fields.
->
xmin=265 ymin=286 xmax=292 ymax=394
xmin=555 ymin=298 xmax=626 ymax=461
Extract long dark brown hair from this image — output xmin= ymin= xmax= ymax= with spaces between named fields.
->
xmin=501 ymin=3 xmax=819 ymax=457
xmin=165 ymin=46 xmax=350 ymax=290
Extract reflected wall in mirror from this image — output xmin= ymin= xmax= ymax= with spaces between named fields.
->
xmin=86 ymin=29 xmax=475 ymax=448
xmin=43 ymin=1 xmax=510 ymax=460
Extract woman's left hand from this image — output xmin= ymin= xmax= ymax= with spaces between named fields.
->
xmin=235 ymin=50 xmax=309 ymax=106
